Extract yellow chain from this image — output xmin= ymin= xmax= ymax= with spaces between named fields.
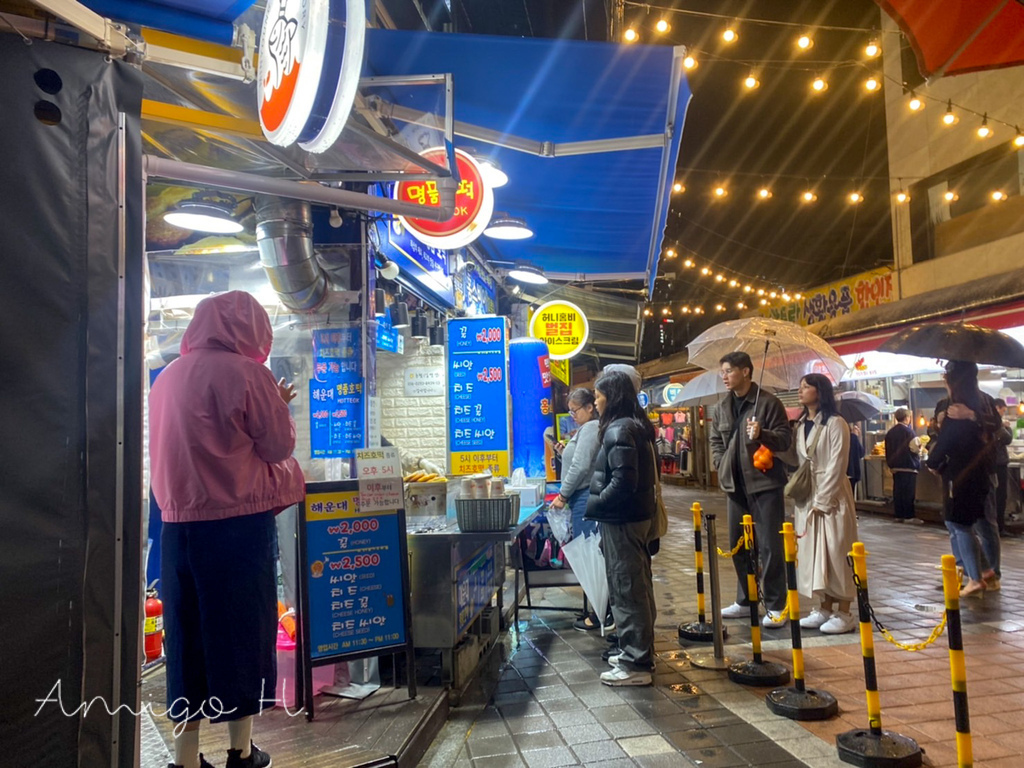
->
xmin=763 ymin=606 xmax=789 ymax=623
xmin=876 ymin=610 xmax=948 ymax=652
xmin=717 ymin=539 xmax=744 ymax=558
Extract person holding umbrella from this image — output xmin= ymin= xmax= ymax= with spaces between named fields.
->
xmin=585 ymin=371 xmax=658 ymax=686
xmin=710 ymin=351 xmax=793 ymax=627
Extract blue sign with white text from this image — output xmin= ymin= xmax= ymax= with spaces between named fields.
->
xmin=310 ymin=328 xmax=364 ymax=458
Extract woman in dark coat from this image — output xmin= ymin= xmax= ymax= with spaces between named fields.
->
xmin=585 ymin=371 xmax=658 ymax=686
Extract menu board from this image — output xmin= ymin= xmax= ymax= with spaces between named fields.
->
xmin=309 ymin=327 xmax=364 ymax=458
xmin=447 ymin=317 xmax=511 ymax=476
xmin=300 ymin=483 xmax=408 ymax=660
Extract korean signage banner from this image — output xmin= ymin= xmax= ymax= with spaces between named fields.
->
xmin=528 ymin=300 xmax=589 ymax=360
xmin=447 ymin=316 xmax=511 ymax=476
xmin=456 ymin=545 xmax=497 ymax=636
xmin=762 ymin=267 xmax=895 ymax=327
xmin=309 ymin=327 xmax=364 ymax=458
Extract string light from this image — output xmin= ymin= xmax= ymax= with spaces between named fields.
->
xmin=744 ymin=73 xmax=760 ymax=90
xmin=801 ymin=190 xmax=817 ymax=203
xmin=715 ymin=303 xmax=726 ymax=312
xmin=864 ymin=39 xmax=880 ymax=58
xmin=811 ymin=75 xmax=828 ymax=93
xmin=760 ymin=298 xmax=769 ymax=306
xmin=694 ymin=307 xmax=704 ymax=315
xmin=743 ymin=285 xmax=753 ymax=293
xmin=722 ymin=27 xmax=738 ymax=43
xmin=757 ymin=288 xmax=765 ymax=296
xmin=944 ymin=190 xmax=959 ymax=202
xmin=991 ymin=190 xmax=1007 ymax=201
xmin=796 ymin=33 xmax=813 ymax=51
xmin=864 ymin=76 xmax=880 ymax=92
xmin=700 ymin=266 xmax=712 ymax=276
xmin=673 ymin=182 xmax=685 ymax=193
xmin=624 ymin=27 xmax=638 ymax=43
xmin=643 ymin=308 xmax=652 ymax=317
xmin=943 ymin=100 xmax=958 ymax=126
xmin=895 ymin=190 xmax=910 ymax=203
xmin=683 ymin=258 xmax=694 ymax=268
xmin=737 ymin=301 xmax=747 ymax=310
xmin=728 ymin=279 xmax=739 ymax=288
xmin=683 ymin=54 xmax=698 ymax=70
xmin=661 ymin=307 xmax=670 ymax=315
xmin=1014 ymin=129 xmax=1024 ymax=148
xmin=757 ymin=187 xmax=773 ymax=199
xmin=977 ymin=113 xmax=991 ymax=139
xmin=768 ymin=291 xmax=777 ymax=299
xmin=715 ymin=273 xmax=726 ymax=282
xmin=794 ymin=293 xmax=803 ymax=300
xmin=665 ymin=248 xmax=676 ymax=258
xmin=848 ymin=191 xmax=864 ymax=204
xmin=655 ymin=18 xmax=670 ymax=33
xmin=713 ymin=185 xmax=728 ymax=198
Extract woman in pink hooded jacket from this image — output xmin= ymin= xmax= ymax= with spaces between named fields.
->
xmin=150 ymin=291 xmax=304 ymax=768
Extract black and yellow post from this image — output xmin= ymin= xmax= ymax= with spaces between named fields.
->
xmin=728 ymin=514 xmax=790 ymax=687
xmin=766 ymin=522 xmax=838 ymax=720
xmin=836 ymin=542 xmax=921 ymax=768
xmin=942 ymin=553 xmax=972 ymax=768
xmin=679 ymin=502 xmax=726 ymax=643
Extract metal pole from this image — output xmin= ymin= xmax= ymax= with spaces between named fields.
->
xmin=678 ymin=502 xmax=724 ymax=643
xmin=688 ymin=513 xmax=731 ymax=670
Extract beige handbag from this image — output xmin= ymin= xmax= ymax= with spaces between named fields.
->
xmin=784 ymin=423 xmax=823 ymax=504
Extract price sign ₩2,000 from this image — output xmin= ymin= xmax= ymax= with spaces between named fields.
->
xmin=447 ymin=317 xmax=511 ymax=476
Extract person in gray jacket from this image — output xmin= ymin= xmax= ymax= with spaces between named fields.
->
xmin=710 ymin=351 xmax=793 ymax=627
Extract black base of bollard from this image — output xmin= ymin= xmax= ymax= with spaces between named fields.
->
xmin=727 ymin=659 xmax=790 ymax=687
xmin=836 ymin=729 xmax=922 ymax=768
xmin=765 ymin=686 xmax=838 ymax=721
xmin=678 ymin=621 xmax=727 ymax=643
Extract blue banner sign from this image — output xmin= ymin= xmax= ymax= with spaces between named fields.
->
xmin=447 ymin=317 xmax=510 ymax=476
xmin=303 ymin=486 xmax=407 ymax=660
xmin=375 ymin=312 xmax=404 ymax=354
xmin=310 ymin=327 xmax=365 ymax=458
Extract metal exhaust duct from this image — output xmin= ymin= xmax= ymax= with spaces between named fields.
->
xmin=254 ymin=196 xmax=329 ymax=312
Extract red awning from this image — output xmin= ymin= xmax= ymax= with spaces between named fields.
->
xmin=831 ymin=298 xmax=1024 ymax=356
xmin=876 ymin=0 xmax=1024 ymax=78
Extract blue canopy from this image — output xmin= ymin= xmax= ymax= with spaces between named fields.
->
xmin=81 ymin=0 xmax=256 ymax=45
xmin=364 ymin=29 xmax=691 ymax=295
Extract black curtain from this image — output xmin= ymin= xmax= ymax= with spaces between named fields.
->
xmin=0 ymin=36 xmax=144 ymax=768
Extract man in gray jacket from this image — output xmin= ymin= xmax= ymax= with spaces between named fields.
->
xmin=709 ymin=351 xmax=793 ymax=627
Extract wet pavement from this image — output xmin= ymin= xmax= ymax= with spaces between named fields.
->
xmin=420 ymin=484 xmax=1024 ymax=768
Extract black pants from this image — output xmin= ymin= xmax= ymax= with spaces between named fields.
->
xmin=893 ymin=471 xmax=917 ymax=520
xmin=996 ymin=464 xmax=1008 ymax=533
xmin=726 ymin=482 xmax=786 ymax=612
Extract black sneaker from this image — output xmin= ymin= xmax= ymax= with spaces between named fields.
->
xmin=168 ymin=756 xmax=217 ymax=768
xmin=225 ymin=742 xmax=271 ymax=768
xmin=601 ymin=646 xmax=621 ymax=661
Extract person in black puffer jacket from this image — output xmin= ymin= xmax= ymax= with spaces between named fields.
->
xmin=586 ymin=371 xmax=658 ymax=687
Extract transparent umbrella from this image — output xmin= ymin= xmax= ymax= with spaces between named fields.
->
xmin=674 ymin=369 xmax=788 ymax=407
xmin=560 ymin=533 xmax=610 ymax=636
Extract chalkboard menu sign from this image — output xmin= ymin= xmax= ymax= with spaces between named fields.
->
xmin=447 ymin=316 xmax=511 ymax=476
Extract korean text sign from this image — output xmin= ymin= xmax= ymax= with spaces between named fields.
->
xmin=310 ymin=327 xmax=364 ymax=458
xmin=528 ymin=300 xmax=589 ymax=360
xmin=447 ymin=317 xmax=510 ymax=476
xmin=303 ymin=488 xmax=407 ymax=660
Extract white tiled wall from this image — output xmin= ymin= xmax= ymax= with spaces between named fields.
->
xmin=376 ymin=340 xmax=448 ymax=471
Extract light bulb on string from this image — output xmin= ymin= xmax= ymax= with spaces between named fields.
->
xmin=683 ymin=54 xmax=698 ymax=70
xmin=782 ymin=293 xmax=791 ymax=301
xmin=865 ymin=39 xmax=880 ymax=58
xmin=700 ymin=267 xmax=712 ymax=276
xmin=796 ymin=33 xmax=813 ymax=51
xmin=713 ymin=185 xmax=728 ymax=199
xmin=728 ymin=279 xmax=739 ymax=288
xmin=655 ymin=18 xmax=670 ymax=33
xmin=769 ymin=291 xmax=777 ymax=299
xmin=722 ymin=27 xmax=738 ymax=43
xmin=715 ymin=274 xmax=726 ymax=283
xmin=895 ymin=189 xmax=910 ymax=203
xmin=977 ymin=114 xmax=992 ymax=139
xmin=801 ymin=190 xmax=817 ymax=203
xmin=661 ymin=307 xmax=670 ymax=316
xmin=794 ymin=293 xmax=803 ymax=300
xmin=744 ymin=73 xmax=760 ymax=90
xmin=942 ymin=100 xmax=958 ymax=126
xmin=944 ymin=190 xmax=959 ymax=202
xmin=759 ymin=298 xmax=769 ymax=306
xmin=683 ymin=258 xmax=695 ymax=268
xmin=715 ymin=303 xmax=726 ymax=312
xmin=624 ymin=27 xmax=638 ymax=43
xmin=665 ymin=248 xmax=676 ymax=258
xmin=848 ymin=191 xmax=864 ymax=204
xmin=811 ymin=75 xmax=828 ymax=93
xmin=864 ymin=76 xmax=880 ymax=92
xmin=673 ymin=182 xmax=685 ymax=193
xmin=991 ymin=190 xmax=1007 ymax=202
xmin=908 ymin=92 xmax=923 ymax=111
xmin=737 ymin=301 xmax=746 ymax=310
xmin=1014 ymin=129 xmax=1024 ymax=148
xmin=757 ymin=288 xmax=765 ymax=296
xmin=757 ymin=186 xmax=773 ymax=200
xmin=681 ymin=306 xmax=690 ymax=314
xmin=743 ymin=285 xmax=753 ymax=293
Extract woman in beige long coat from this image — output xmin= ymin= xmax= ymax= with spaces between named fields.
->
xmin=793 ymin=374 xmax=859 ymax=634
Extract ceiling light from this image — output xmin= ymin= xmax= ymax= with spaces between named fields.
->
xmin=757 ymin=187 xmax=772 ymax=199
xmin=864 ymin=77 xmax=880 ymax=92
xmin=411 ymin=309 xmax=429 ymax=340
xmin=943 ymin=100 xmax=958 ymax=125
xmin=992 ymin=190 xmax=1007 ymax=201
xmin=908 ymin=93 xmax=923 ymax=111
xmin=656 ymin=18 xmax=669 ymax=33
xmin=796 ymin=34 xmax=813 ymax=50
xmin=865 ymin=39 xmax=880 ymax=58
xmin=484 ymin=212 xmax=533 ymax=240
xmin=683 ymin=55 xmax=698 ymax=70
xmin=895 ymin=190 xmax=910 ymax=203
xmin=163 ymin=195 xmax=242 ymax=234
xmin=429 ymin=321 xmax=446 ymax=347
xmin=722 ymin=27 xmax=737 ymax=43
xmin=624 ymin=27 xmax=638 ymax=43
xmin=744 ymin=73 xmax=760 ymax=90
xmin=478 ymin=157 xmax=509 ymax=188
xmin=801 ymin=190 xmax=817 ymax=203
xmin=977 ymin=114 xmax=992 ymax=139
xmin=811 ymin=76 xmax=828 ymax=93
xmin=848 ymin=191 xmax=864 ymax=204
xmin=378 ymin=257 xmax=400 ymax=280
xmin=374 ymin=287 xmax=387 ymax=318
xmin=389 ymin=300 xmax=410 ymax=329
xmin=507 ymin=261 xmax=548 ymax=285
xmin=329 ymin=207 xmax=343 ymax=227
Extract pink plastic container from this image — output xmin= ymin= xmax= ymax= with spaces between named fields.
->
xmin=274 ymin=623 xmax=335 ymax=708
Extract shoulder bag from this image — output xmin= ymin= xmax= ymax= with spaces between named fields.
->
xmin=784 ymin=421 xmax=824 ymax=504
xmin=648 ymin=441 xmax=668 ymax=540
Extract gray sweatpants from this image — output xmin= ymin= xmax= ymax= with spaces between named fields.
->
xmin=600 ymin=519 xmax=656 ymax=672
xmin=727 ymin=485 xmax=787 ymax=612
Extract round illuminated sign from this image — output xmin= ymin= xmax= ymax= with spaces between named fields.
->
xmin=663 ymin=383 xmax=684 ymax=404
xmin=638 ymin=391 xmax=650 ymax=408
xmin=529 ymin=301 xmax=589 ymax=360
xmin=394 ymin=148 xmax=494 ymax=250
xmin=258 ymin=0 xmax=366 ymax=153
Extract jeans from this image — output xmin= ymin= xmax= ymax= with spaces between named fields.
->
xmin=996 ymin=464 xmax=1008 ymax=533
xmin=946 ymin=520 xmax=983 ymax=582
xmin=570 ymin=488 xmax=596 ymax=539
xmin=976 ymin=485 xmax=1001 ymax=578
xmin=600 ymin=519 xmax=656 ymax=672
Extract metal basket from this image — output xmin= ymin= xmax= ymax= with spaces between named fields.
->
xmin=456 ymin=494 xmax=520 ymax=532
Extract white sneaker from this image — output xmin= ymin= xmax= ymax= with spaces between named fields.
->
xmin=600 ymin=665 xmax=653 ymax=687
xmin=820 ymin=611 xmax=857 ymax=634
xmin=800 ymin=608 xmax=832 ymax=629
xmin=607 ymin=652 xmax=622 ymax=667
xmin=721 ymin=602 xmax=750 ymax=619
xmin=762 ymin=610 xmax=789 ymax=628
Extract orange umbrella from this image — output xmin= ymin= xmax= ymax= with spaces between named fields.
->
xmin=876 ymin=0 xmax=1024 ymax=79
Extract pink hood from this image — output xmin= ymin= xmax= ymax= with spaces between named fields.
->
xmin=150 ymin=291 xmax=305 ymax=522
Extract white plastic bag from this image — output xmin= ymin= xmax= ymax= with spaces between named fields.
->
xmin=511 ymin=468 xmax=528 ymax=486
xmin=546 ymin=505 xmax=571 ymax=544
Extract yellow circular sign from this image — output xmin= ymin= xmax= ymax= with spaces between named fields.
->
xmin=529 ymin=301 xmax=589 ymax=360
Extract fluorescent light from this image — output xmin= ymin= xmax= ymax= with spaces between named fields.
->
xmin=484 ymin=212 xmax=533 ymax=240
xmin=508 ymin=262 xmax=548 ymax=285
xmin=163 ymin=198 xmax=243 ymax=234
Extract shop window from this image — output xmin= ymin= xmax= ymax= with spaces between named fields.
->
xmin=908 ymin=144 xmax=1024 ymax=263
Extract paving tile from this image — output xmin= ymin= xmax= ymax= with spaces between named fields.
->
xmin=570 ymin=739 xmax=628 ymax=763
xmin=467 ymin=720 xmax=511 ymax=742
xmin=512 ymin=730 xmax=565 ymax=752
xmin=470 ymin=755 xmax=526 ymax=768
xmin=731 ymin=739 xmax=800 ymax=764
xmin=634 ymin=754 xmax=697 ymax=768
xmin=582 ymin=760 xmax=636 ymax=768
xmin=648 ymin=712 xmax=700 ymax=733
xmin=520 ymin=745 xmax=579 ymax=768
xmin=604 ymin=719 xmax=659 ymax=738
xmin=664 ymin=728 xmax=723 ymax=751
xmin=465 ymin=734 xmax=517 ymax=759
xmin=559 ymin=723 xmax=610 ymax=745
xmin=707 ymin=722 xmax=774 ymax=745
xmin=678 ymin=747 xmax=747 ymax=768
xmin=618 ymin=734 xmax=676 ymax=757
xmin=503 ymin=714 xmax=554 ymax=734
xmin=590 ymin=704 xmax=644 ymax=724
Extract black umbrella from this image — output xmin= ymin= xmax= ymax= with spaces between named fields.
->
xmin=878 ymin=322 xmax=1024 ymax=368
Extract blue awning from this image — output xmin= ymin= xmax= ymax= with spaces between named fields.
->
xmin=364 ymin=29 xmax=691 ymax=295
xmin=81 ymin=0 xmax=256 ymax=45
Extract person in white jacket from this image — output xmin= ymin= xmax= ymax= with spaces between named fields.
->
xmin=793 ymin=374 xmax=859 ymax=635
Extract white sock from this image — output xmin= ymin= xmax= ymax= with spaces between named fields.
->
xmin=173 ymin=727 xmax=200 ymax=768
xmin=227 ymin=716 xmax=252 ymax=757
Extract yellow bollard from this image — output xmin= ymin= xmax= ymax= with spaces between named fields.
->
xmin=942 ymin=553 xmax=972 ymax=768
xmin=679 ymin=502 xmax=723 ymax=643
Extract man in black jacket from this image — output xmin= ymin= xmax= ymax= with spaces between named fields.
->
xmin=885 ymin=409 xmax=922 ymax=524
xmin=709 ymin=352 xmax=793 ymax=627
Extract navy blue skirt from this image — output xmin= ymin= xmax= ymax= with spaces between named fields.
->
xmin=160 ymin=511 xmax=278 ymax=723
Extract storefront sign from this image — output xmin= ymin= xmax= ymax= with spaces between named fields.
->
xmin=456 ymin=544 xmax=497 ymax=636
xmin=355 ymin=447 xmax=402 ymax=479
xmin=663 ymin=383 xmax=684 ymax=405
xmin=301 ymin=485 xmax=407 ymax=660
xmin=528 ymin=300 xmax=589 ymax=360
xmin=840 ymin=351 xmax=946 ymax=381
xmin=638 ymin=391 xmax=650 ymax=409
xmin=375 ymin=313 xmax=405 ymax=355
xmin=258 ymin=0 xmax=366 ymax=153
xmin=447 ymin=316 xmax=511 ymax=476
xmin=394 ymin=148 xmax=494 ymax=250
xmin=310 ymin=327 xmax=364 ymax=458
xmin=762 ymin=268 xmax=895 ymax=327
xmin=405 ymin=367 xmax=445 ymax=397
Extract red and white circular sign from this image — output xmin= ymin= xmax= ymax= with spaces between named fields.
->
xmin=258 ymin=0 xmax=329 ymax=147
xmin=394 ymin=148 xmax=495 ymax=250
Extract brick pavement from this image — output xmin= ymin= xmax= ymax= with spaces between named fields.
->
xmin=421 ymin=484 xmax=1024 ymax=768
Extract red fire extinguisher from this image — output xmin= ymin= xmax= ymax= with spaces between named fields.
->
xmin=144 ymin=581 xmax=164 ymax=662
